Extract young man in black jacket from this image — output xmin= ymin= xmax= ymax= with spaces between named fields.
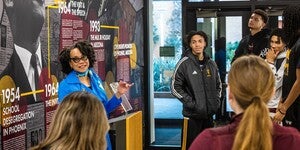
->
xmin=231 ymin=9 xmax=270 ymax=63
xmin=171 ymin=30 xmax=222 ymax=149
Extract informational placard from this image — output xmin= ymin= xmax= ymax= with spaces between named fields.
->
xmin=0 ymin=0 xmax=144 ymax=149
xmin=160 ymin=46 xmax=175 ymax=57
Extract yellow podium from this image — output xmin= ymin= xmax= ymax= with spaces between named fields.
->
xmin=109 ymin=111 xmax=143 ymax=150
xmin=181 ymin=117 xmax=189 ymax=150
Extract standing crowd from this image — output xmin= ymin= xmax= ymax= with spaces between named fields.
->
xmin=30 ymin=4 xmax=300 ymax=150
xmin=172 ymin=5 xmax=300 ymax=150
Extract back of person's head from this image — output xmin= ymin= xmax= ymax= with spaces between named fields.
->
xmin=186 ymin=30 xmax=208 ymax=50
xmin=270 ymin=28 xmax=287 ymax=44
xmin=282 ymin=5 xmax=300 ymax=48
xmin=253 ymin=9 xmax=269 ymax=24
xmin=228 ymin=55 xmax=275 ymax=150
xmin=32 ymin=91 xmax=109 ymax=150
xmin=215 ymin=37 xmax=226 ymax=51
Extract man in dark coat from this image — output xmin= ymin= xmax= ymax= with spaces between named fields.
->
xmin=231 ymin=9 xmax=270 ymax=63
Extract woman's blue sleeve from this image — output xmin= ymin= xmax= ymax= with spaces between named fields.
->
xmin=104 ymin=95 xmax=122 ymax=113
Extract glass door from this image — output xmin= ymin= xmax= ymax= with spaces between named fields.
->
xmin=196 ymin=15 xmax=243 ymax=122
xmin=148 ymin=0 xmax=288 ymax=149
xmin=152 ymin=0 xmax=183 ymax=147
xmin=196 ymin=10 xmax=284 ymax=123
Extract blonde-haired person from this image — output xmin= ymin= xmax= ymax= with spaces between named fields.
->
xmin=189 ymin=55 xmax=300 ymax=150
xmin=31 ymin=91 xmax=109 ymax=150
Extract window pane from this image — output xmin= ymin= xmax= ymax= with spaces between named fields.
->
xmin=153 ymin=1 xmax=182 ymax=92
xmin=152 ymin=0 xmax=183 ymax=147
xmin=225 ymin=16 xmax=242 ymax=111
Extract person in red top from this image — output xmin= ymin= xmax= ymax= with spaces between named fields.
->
xmin=189 ymin=55 xmax=300 ymax=150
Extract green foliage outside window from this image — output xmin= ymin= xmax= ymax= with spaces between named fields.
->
xmin=153 ymin=1 xmax=182 ymax=92
xmin=226 ymin=41 xmax=239 ymax=62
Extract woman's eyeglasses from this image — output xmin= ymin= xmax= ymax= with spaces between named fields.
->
xmin=70 ymin=55 xmax=88 ymax=63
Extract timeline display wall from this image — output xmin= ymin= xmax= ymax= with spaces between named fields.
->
xmin=0 ymin=0 xmax=144 ymax=149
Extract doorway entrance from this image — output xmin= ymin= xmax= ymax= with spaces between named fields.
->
xmin=148 ymin=0 xmax=298 ymax=149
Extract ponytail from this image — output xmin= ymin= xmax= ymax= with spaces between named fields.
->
xmin=228 ymin=55 xmax=275 ymax=150
xmin=232 ymin=96 xmax=272 ymax=150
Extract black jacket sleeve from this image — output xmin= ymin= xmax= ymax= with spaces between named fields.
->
xmin=171 ymin=59 xmax=195 ymax=109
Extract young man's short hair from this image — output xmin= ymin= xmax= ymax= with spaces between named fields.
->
xmin=253 ymin=9 xmax=269 ymax=23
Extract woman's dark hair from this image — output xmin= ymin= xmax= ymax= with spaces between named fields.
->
xmin=59 ymin=41 xmax=96 ymax=74
xmin=186 ymin=30 xmax=208 ymax=50
xmin=282 ymin=5 xmax=300 ymax=48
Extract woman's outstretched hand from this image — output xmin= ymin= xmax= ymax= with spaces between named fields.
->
xmin=116 ymin=80 xmax=134 ymax=98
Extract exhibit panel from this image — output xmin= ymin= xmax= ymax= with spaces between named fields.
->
xmin=0 ymin=0 xmax=145 ymax=149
